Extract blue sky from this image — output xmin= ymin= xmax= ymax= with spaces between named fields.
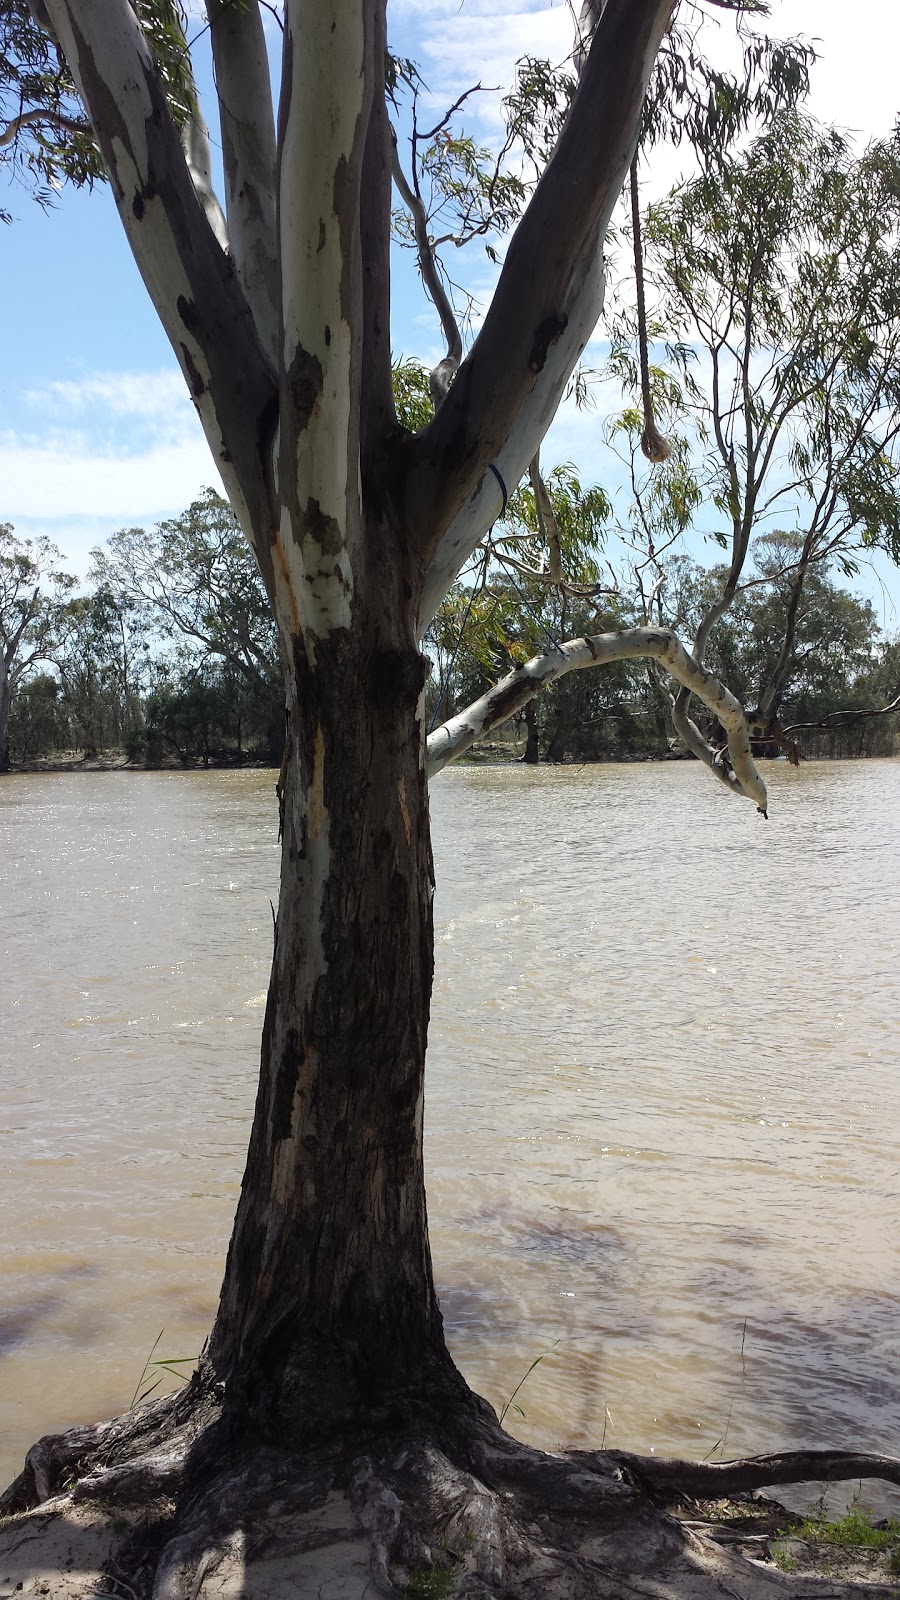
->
xmin=2 ymin=0 xmax=900 ymax=628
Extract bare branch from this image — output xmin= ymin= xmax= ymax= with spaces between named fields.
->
xmin=782 ymin=688 xmax=900 ymax=737
xmin=528 ymin=454 xmax=563 ymax=584
xmin=427 ymin=624 xmax=767 ymax=813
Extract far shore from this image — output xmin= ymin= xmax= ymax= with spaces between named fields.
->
xmin=4 ymin=744 xmax=898 ymax=778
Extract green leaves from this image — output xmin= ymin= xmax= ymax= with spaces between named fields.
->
xmin=642 ymin=14 xmax=814 ymax=163
xmin=1 ymin=0 xmax=197 ymax=210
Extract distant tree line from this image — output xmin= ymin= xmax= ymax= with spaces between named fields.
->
xmin=4 ymin=116 xmax=900 ymax=774
xmin=2 ymin=492 xmax=282 ymax=769
xmin=425 ymin=535 xmax=900 ymax=766
xmin=2 ymin=489 xmax=897 ymax=772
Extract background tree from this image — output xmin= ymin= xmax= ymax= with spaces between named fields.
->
xmin=594 ymin=115 xmax=900 ymax=782
xmin=0 ymin=525 xmax=72 ymax=769
xmin=92 ymin=490 xmax=283 ymax=761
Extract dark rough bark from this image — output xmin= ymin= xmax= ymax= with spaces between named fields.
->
xmin=545 ymin=716 xmax=571 ymax=764
xmin=205 ymin=516 xmax=477 ymax=1446
xmin=521 ymin=699 xmax=540 ymax=764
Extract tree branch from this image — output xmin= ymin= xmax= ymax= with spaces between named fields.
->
xmin=359 ymin=19 xmax=396 ymax=464
xmin=179 ymin=110 xmax=229 ymax=248
xmin=42 ymin=0 xmax=277 ymax=583
xmin=405 ymin=0 xmax=676 ymax=597
xmin=528 ymin=454 xmax=563 ymax=584
xmin=782 ymin=688 xmax=900 ymax=737
xmin=629 ymin=154 xmax=671 ymax=464
xmin=427 ymin=625 xmax=767 ymax=814
xmin=273 ymin=0 xmax=376 ymax=639
xmin=0 ymin=106 xmax=90 ymax=148
xmin=391 ymin=134 xmax=462 ymax=404
xmin=206 ymin=0 xmax=278 ymax=365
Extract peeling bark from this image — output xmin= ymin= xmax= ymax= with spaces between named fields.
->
xmin=427 ymin=626 xmax=768 ymax=812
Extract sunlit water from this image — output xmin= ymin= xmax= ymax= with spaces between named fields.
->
xmin=2 ymin=762 xmax=899 ymax=1507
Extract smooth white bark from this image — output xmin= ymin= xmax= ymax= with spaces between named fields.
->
xmin=206 ymin=0 xmax=279 ymax=366
xmin=427 ymin=626 xmax=768 ymax=813
xmin=276 ymin=1 xmax=369 ymax=640
xmin=41 ymin=0 xmax=268 ymax=552
xmin=180 ymin=113 xmax=229 ymax=249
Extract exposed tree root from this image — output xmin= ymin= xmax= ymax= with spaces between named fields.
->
xmin=4 ymin=1394 xmax=900 ymax=1600
xmin=595 ymin=1448 xmax=900 ymax=1500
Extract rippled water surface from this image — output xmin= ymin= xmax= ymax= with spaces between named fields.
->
xmin=2 ymin=762 xmax=899 ymax=1496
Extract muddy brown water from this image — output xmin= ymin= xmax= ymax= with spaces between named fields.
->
xmin=2 ymin=762 xmax=899 ymax=1506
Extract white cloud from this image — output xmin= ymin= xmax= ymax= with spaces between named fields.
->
xmin=396 ymin=5 xmax=573 ymax=129
xmin=27 ymin=370 xmax=188 ymax=421
xmin=0 ymin=440 xmax=220 ymax=520
xmin=1 ymin=368 xmax=222 ymax=572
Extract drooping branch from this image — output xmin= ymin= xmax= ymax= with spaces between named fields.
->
xmin=206 ymin=0 xmax=278 ymax=365
xmin=671 ymin=696 xmax=750 ymax=799
xmin=405 ymin=0 xmax=677 ymax=594
xmin=427 ymin=624 xmax=767 ymax=813
xmin=0 ymin=105 xmax=89 ymax=147
xmin=592 ymin=1447 xmax=900 ymax=1500
xmin=39 ymin=0 xmax=277 ymax=577
xmin=629 ymin=154 xmax=671 ymax=464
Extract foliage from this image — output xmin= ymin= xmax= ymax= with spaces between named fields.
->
xmin=773 ymin=1501 xmax=900 ymax=1576
xmin=640 ymin=5 xmax=814 ymax=160
xmin=0 ymin=0 xmax=196 ymax=213
xmin=392 ymin=357 xmax=435 ymax=434
xmin=401 ymin=1556 xmax=457 ymax=1600
xmin=796 ymin=1505 xmax=900 ymax=1553
xmin=635 ymin=114 xmax=900 ymax=566
xmin=0 ymin=0 xmax=101 ymax=208
xmin=92 ymin=489 xmax=282 ymax=760
xmin=0 ymin=524 xmax=73 ymax=764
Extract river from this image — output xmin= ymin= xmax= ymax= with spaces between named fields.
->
xmin=2 ymin=761 xmax=899 ymax=1504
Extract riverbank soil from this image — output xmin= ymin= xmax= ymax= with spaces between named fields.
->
xmin=3 ymin=1403 xmax=900 ymax=1600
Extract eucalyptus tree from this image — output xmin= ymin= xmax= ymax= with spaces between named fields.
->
xmin=93 ymin=490 xmax=283 ymax=758
xmin=0 ymin=525 xmax=72 ymax=769
xmin=614 ymin=115 xmax=900 ymax=761
xmin=48 ymin=583 xmax=149 ymax=754
xmin=5 ymin=2 xmax=898 ymax=1594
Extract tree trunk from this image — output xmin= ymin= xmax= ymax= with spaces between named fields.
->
xmin=545 ymin=716 xmax=570 ymax=764
xmin=520 ymin=698 xmax=540 ymax=764
xmin=0 ymin=666 xmax=10 ymax=771
xmin=205 ymin=546 xmax=473 ymax=1446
